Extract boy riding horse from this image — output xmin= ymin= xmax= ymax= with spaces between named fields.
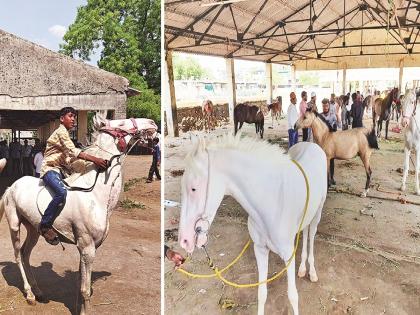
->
xmin=39 ymin=107 xmax=108 ymax=245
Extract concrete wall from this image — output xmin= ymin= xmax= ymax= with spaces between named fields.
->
xmin=0 ymin=94 xmax=126 ymax=115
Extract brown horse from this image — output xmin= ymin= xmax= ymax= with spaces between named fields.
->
xmin=202 ymin=99 xmax=214 ymax=132
xmin=267 ymin=96 xmax=282 ymax=127
xmin=372 ymin=88 xmax=399 ymax=139
xmin=234 ymin=103 xmax=264 ymax=138
xmin=295 ymin=110 xmax=378 ymax=197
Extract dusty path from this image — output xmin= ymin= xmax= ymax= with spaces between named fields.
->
xmin=164 ymin=115 xmax=420 ymax=315
xmin=0 ymin=155 xmax=161 ymax=315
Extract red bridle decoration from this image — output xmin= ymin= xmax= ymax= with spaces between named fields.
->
xmin=99 ymin=118 xmax=139 ymax=152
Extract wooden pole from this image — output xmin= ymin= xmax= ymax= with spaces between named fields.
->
xmin=225 ymin=58 xmax=236 ymax=123
xmin=165 ymin=50 xmax=179 ymax=137
xmin=342 ymin=63 xmax=347 ymax=95
xmin=266 ymin=62 xmax=273 ymax=104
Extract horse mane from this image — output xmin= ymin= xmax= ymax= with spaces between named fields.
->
xmin=312 ymin=110 xmax=336 ymax=132
xmin=185 ymin=134 xmax=290 ymax=171
xmin=383 ymin=88 xmax=397 ymax=109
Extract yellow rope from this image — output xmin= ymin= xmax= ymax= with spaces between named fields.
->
xmin=176 ymin=159 xmax=310 ymax=288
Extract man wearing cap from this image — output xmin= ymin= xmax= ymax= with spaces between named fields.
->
xmin=299 ymin=91 xmax=310 ymax=141
xmin=287 ymin=92 xmax=299 ymax=148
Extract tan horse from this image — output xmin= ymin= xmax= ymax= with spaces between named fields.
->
xmin=267 ymin=96 xmax=282 ymax=127
xmin=295 ymin=110 xmax=378 ymax=197
xmin=202 ymin=100 xmax=214 ymax=132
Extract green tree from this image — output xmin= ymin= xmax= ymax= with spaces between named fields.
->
xmin=173 ymin=55 xmax=208 ymax=80
xmin=60 ymin=0 xmax=160 ymax=124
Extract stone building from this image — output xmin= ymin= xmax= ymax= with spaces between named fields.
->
xmin=0 ymin=29 xmax=136 ymax=145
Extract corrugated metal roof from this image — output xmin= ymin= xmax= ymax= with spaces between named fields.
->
xmin=165 ymin=0 xmax=420 ymax=68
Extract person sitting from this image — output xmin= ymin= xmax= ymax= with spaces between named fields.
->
xmin=320 ymin=98 xmax=337 ymax=131
xmin=39 ymin=107 xmax=108 ymax=245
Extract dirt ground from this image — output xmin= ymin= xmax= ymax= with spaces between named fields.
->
xmin=0 ymin=155 xmax=161 ymax=315
xmin=164 ymin=115 xmax=420 ymax=315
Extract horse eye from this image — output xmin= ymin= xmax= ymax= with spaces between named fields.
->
xmin=192 ymin=188 xmax=196 ymax=192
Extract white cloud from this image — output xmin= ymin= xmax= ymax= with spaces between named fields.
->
xmin=48 ymin=24 xmax=67 ymax=38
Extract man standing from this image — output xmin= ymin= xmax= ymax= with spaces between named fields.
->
xmin=299 ymin=91 xmax=310 ymax=141
xmin=307 ymin=92 xmax=318 ymax=113
xmin=351 ymin=93 xmax=364 ymax=128
xmin=147 ymin=138 xmax=161 ymax=183
xmin=287 ymin=92 xmax=299 ymax=148
xmin=9 ymin=139 xmax=21 ymax=177
xmin=320 ymin=98 xmax=337 ymax=131
xmin=330 ymin=93 xmax=341 ymax=129
xmin=21 ymin=139 xmax=33 ymax=176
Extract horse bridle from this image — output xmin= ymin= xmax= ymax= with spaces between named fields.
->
xmin=193 ymin=148 xmax=212 ymax=249
xmin=63 ymin=118 xmax=153 ymax=192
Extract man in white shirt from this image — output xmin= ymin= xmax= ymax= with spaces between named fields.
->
xmin=33 ymin=144 xmax=45 ymax=178
xmin=287 ymin=92 xmax=299 ymax=148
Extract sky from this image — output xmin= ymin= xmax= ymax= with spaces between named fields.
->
xmin=0 ymin=0 xmax=99 ymax=66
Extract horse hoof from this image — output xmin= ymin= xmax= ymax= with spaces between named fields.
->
xmin=310 ymin=273 xmax=318 ymax=282
xmin=35 ymin=294 xmax=46 ymax=303
xmin=297 ymin=268 xmax=306 ymax=278
xmin=360 ymin=192 xmax=367 ymax=198
xmin=416 ymin=190 xmax=420 ymax=196
xmin=400 ymin=184 xmax=406 ymax=191
xmin=26 ymin=297 xmax=37 ymax=305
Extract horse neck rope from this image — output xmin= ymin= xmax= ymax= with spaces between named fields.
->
xmin=183 ymin=158 xmax=311 ymax=288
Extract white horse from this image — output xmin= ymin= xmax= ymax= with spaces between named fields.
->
xmin=178 ymin=135 xmax=327 ymax=315
xmin=0 ymin=112 xmax=157 ymax=314
xmin=401 ymin=88 xmax=420 ymax=194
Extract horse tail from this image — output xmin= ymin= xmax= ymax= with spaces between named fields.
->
xmin=366 ymin=129 xmax=379 ymax=150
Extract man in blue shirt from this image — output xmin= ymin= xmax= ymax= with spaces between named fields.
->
xmin=147 ymin=138 xmax=161 ymax=183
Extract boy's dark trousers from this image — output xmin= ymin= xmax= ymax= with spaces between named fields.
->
xmin=148 ymin=159 xmax=161 ymax=181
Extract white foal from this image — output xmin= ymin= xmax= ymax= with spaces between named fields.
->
xmin=178 ymin=135 xmax=327 ymax=315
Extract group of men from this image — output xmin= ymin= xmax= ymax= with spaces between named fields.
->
xmin=287 ymin=90 xmax=366 ymax=148
xmin=0 ymin=138 xmax=45 ymax=177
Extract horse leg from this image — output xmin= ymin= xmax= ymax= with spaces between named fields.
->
xmin=248 ymin=218 xmax=269 ymax=315
xmin=260 ymin=123 xmax=264 ymax=139
xmin=308 ymin=203 xmax=323 ymax=282
xmin=78 ymin=244 xmax=96 ymax=315
xmin=401 ymin=147 xmax=410 ymax=191
xmin=385 ymin=119 xmax=389 ymax=140
xmin=416 ymin=150 xmax=420 ymax=195
xmin=254 ymin=243 xmax=269 ymax=315
xmin=21 ymin=221 xmax=43 ymax=300
xmin=7 ymin=209 xmax=37 ymax=304
xmin=330 ymin=159 xmax=336 ymax=185
xmin=297 ymin=226 xmax=308 ymax=278
xmin=360 ymin=151 xmax=372 ymax=197
xmin=234 ymin=119 xmax=238 ymax=135
xmin=326 ymin=158 xmax=331 ymax=187
xmin=285 ymin=248 xmax=299 ymax=315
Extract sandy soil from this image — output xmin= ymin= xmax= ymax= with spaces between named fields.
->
xmin=164 ymin=115 xmax=420 ymax=315
xmin=0 ymin=155 xmax=161 ymax=315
